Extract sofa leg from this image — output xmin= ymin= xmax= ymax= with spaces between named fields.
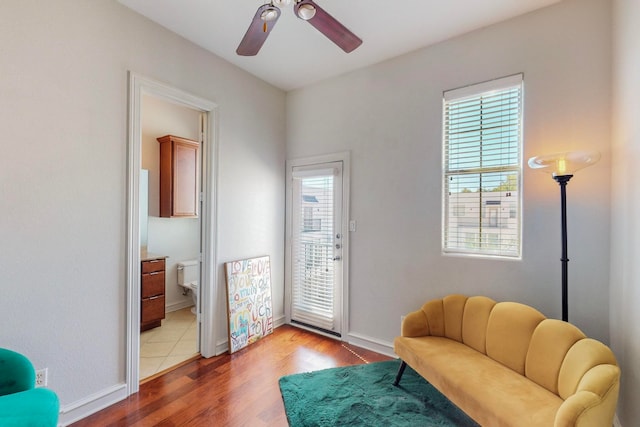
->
xmin=393 ymin=361 xmax=407 ymax=386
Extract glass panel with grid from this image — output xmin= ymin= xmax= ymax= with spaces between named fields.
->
xmin=443 ymin=76 xmax=523 ymax=258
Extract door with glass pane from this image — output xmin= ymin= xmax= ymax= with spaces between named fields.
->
xmin=289 ymin=162 xmax=343 ymax=337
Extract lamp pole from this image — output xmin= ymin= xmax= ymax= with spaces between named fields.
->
xmin=553 ymin=174 xmax=572 ymax=322
xmin=529 ymin=151 xmax=600 ymax=323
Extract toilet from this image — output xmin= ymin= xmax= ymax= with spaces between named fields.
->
xmin=177 ymin=260 xmax=199 ymax=314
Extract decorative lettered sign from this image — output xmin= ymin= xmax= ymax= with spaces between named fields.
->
xmin=224 ymin=256 xmax=274 ymax=353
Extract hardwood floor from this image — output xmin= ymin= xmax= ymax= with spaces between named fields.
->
xmin=71 ymin=325 xmax=392 ymax=426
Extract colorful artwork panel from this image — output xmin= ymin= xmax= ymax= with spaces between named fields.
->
xmin=224 ymin=256 xmax=274 ymax=353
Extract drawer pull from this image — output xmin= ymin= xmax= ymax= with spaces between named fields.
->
xmin=148 ymin=271 xmax=162 ymax=276
xmin=148 ymin=295 xmax=161 ymax=300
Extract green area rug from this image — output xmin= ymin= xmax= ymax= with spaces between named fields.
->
xmin=278 ymin=359 xmax=479 ymax=426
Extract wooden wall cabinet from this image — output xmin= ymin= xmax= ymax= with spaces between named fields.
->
xmin=157 ymin=135 xmax=199 ymax=218
xmin=141 ymin=257 xmax=166 ymax=332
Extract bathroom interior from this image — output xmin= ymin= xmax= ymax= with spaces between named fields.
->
xmin=139 ymin=94 xmax=202 ymax=380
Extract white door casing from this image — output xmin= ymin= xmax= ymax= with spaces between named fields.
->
xmin=126 ymin=72 xmax=219 ymax=395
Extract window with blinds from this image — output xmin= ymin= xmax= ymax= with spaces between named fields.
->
xmin=442 ymin=74 xmax=523 ymax=258
xmin=291 ymin=169 xmax=337 ymax=332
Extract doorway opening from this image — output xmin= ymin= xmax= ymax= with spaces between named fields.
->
xmin=126 ymin=73 xmax=219 ymax=395
xmin=139 ymin=95 xmax=203 ymax=381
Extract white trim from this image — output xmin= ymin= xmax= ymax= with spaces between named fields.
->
xmin=166 ymin=300 xmax=195 ymax=313
xmin=291 ymin=167 xmax=337 ymax=178
xmin=444 ymin=73 xmax=523 ymax=101
xmin=57 ymin=384 xmax=127 ymax=426
xmin=613 ymin=414 xmax=622 ymax=427
xmin=273 ymin=314 xmax=287 ymax=328
xmin=215 ymin=340 xmax=230 ymax=356
xmin=214 ymin=315 xmax=288 ymax=355
xmin=199 ymin=90 xmax=220 ymax=359
xmin=290 ymin=321 xmax=343 ymax=341
xmin=441 ymin=74 xmax=524 ymax=260
xmin=346 ymin=332 xmax=396 ymax=358
xmin=126 ymin=72 xmax=219 ymax=396
xmin=285 ymin=152 xmax=351 ymax=339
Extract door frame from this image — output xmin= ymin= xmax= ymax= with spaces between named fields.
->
xmin=126 ymin=72 xmax=219 ymax=395
xmin=284 ymin=151 xmax=351 ymax=339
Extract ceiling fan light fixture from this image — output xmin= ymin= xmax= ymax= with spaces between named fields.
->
xmin=297 ymin=4 xmax=316 ymax=20
xmin=260 ymin=7 xmax=279 ymax=22
xmin=238 ymin=0 xmax=361 ymax=56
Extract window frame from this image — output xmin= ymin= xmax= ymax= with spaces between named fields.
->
xmin=441 ymin=74 xmax=524 ymax=259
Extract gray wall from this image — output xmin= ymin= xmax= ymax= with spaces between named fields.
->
xmin=287 ymin=0 xmax=611 ymax=345
xmin=0 ymin=0 xmax=286 ymax=416
xmin=611 ymin=0 xmax=640 ymax=425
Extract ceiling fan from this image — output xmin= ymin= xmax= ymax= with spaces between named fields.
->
xmin=236 ymin=0 xmax=362 ymax=56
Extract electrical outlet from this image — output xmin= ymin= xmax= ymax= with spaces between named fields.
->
xmin=35 ymin=368 xmax=48 ymax=387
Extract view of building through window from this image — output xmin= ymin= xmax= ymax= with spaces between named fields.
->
xmin=442 ymin=74 xmax=523 ymax=258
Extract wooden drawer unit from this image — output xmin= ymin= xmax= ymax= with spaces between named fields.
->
xmin=142 ymin=258 xmax=165 ymax=274
xmin=142 ymin=272 xmax=164 ymax=298
xmin=141 ymin=296 xmax=165 ymax=324
xmin=141 ymin=258 xmax=166 ymax=332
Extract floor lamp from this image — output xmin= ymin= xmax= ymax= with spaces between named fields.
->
xmin=528 ymin=151 xmax=600 ymax=322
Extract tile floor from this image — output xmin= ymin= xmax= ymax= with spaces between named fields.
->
xmin=140 ymin=307 xmax=199 ymax=380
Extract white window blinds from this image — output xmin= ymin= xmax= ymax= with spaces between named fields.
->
xmin=291 ymin=170 xmax=336 ymax=331
xmin=443 ymin=74 xmax=523 ymax=258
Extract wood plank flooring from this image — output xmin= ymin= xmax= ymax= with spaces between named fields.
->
xmin=71 ymin=325 xmax=392 ymax=426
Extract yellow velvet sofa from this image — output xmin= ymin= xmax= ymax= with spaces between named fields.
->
xmin=393 ymin=295 xmax=620 ymax=427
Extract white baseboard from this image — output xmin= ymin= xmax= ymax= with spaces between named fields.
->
xmin=57 ymin=315 xmax=291 ymax=424
xmin=215 ymin=339 xmax=229 ymax=355
xmin=346 ymin=331 xmax=396 ymax=358
xmin=57 ymin=383 xmax=127 ymax=426
xmin=273 ymin=314 xmax=286 ymax=328
xmin=614 ymin=413 xmax=622 ymax=427
xmin=214 ymin=315 xmax=287 ymax=356
xmin=166 ymin=300 xmax=194 ymax=313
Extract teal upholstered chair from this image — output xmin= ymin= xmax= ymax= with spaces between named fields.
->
xmin=0 ymin=348 xmax=59 ymax=426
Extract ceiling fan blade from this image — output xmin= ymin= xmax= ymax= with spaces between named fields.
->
xmin=295 ymin=0 xmax=362 ymax=53
xmin=236 ymin=4 xmax=281 ymax=56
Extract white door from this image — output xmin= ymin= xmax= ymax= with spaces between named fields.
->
xmin=289 ymin=162 xmax=344 ymax=337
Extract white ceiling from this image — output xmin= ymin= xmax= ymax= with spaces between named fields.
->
xmin=118 ymin=0 xmax=562 ymax=91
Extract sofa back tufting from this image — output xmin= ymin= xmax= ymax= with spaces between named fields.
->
xmin=409 ymin=294 xmax=618 ymax=399
xmin=486 ymin=301 xmax=546 ymax=375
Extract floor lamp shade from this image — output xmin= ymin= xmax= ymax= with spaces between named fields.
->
xmin=528 ymin=150 xmax=600 ymax=322
xmin=527 ymin=151 xmax=601 ymax=177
